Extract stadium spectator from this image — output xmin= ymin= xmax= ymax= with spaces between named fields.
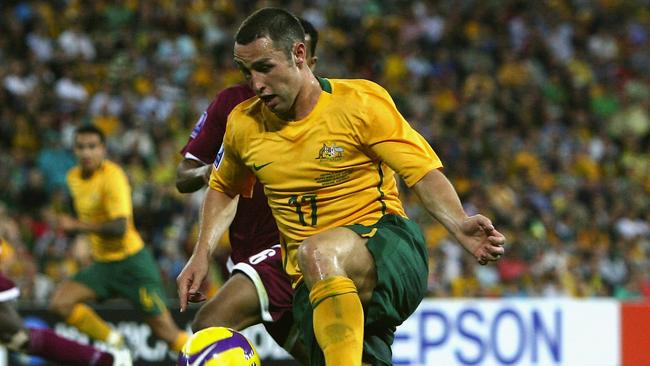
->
xmin=0 ymin=0 xmax=647 ymax=309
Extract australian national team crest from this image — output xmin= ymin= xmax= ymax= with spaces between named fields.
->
xmin=316 ymin=142 xmax=344 ymax=162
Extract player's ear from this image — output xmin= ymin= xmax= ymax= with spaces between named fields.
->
xmin=292 ymin=42 xmax=307 ymax=67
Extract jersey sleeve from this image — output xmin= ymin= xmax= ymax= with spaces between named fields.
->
xmin=180 ymin=97 xmax=227 ymax=164
xmin=208 ymin=112 xmax=256 ymax=198
xmin=181 ymin=86 xmax=255 ymax=164
xmin=103 ymin=166 xmax=132 ymax=219
xmin=360 ymin=82 xmax=443 ymax=187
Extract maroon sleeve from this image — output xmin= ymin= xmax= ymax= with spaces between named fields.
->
xmin=180 ymin=85 xmax=256 ymax=164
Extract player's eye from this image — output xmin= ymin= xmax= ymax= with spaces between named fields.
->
xmin=256 ymin=64 xmax=273 ymax=73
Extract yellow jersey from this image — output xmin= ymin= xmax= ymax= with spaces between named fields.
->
xmin=210 ymin=78 xmax=442 ymax=284
xmin=66 ymin=160 xmax=144 ymax=262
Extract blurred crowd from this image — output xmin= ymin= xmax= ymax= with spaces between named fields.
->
xmin=1 ymin=0 xmax=649 ymax=304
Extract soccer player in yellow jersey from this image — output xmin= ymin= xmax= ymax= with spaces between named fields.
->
xmin=50 ymin=125 xmax=188 ymax=358
xmin=177 ymin=8 xmax=506 ymax=366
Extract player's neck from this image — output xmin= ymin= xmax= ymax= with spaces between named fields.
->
xmin=80 ymin=161 xmax=102 ymax=179
xmin=286 ymin=73 xmax=321 ymax=121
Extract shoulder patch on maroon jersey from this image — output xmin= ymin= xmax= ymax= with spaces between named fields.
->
xmin=190 ymin=110 xmax=209 ymax=139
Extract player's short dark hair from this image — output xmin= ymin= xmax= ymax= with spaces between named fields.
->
xmin=235 ymin=8 xmax=305 ymax=59
xmin=299 ymin=18 xmax=318 ymax=57
xmin=74 ymin=124 xmax=106 ymax=144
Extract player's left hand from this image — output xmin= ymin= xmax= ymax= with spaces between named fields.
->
xmin=456 ymin=214 xmax=506 ymax=265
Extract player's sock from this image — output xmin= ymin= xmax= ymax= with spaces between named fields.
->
xmin=310 ymin=276 xmax=364 ymax=366
xmin=106 ymin=330 xmax=125 ymax=348
xmin=27 ymin=328 xmax=114 ymax=366
xmin=66 ymin=303 xmax=114 ymax=342
xmin=170 ymin=331 xmax=189 ymax=352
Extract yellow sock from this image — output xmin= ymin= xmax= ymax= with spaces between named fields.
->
xmin=310 ymin=276 xmax=364 ymax=366
xmin=170 ymin=331 xmax=189 ymax=352
xmin=66 ymin=304 xmax=112 ymax=342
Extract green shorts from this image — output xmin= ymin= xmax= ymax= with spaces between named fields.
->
xmin=73 ymin=248 xmax=168 ymax=316
xmin=293 ymin=214 xmax=429 ymax=366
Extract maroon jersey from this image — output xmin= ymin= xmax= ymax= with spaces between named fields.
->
xmin=0 ymin=272 xmax=19 ymax=302
xmin=181 ymin=85 xmax=279 ymax=263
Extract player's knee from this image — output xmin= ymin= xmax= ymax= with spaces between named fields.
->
xmin=2 ymin=329 xmax=29 ymax=352
xmin=48 ymin=295 xmax=73 ymax=317
xmin=297 ymin=238 xmax=341 ymax=287
xmin=296 ymin=238 xmax=319 ymax=271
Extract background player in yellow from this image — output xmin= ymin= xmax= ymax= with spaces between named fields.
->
xmin=50 ymin=124 xmax=188 ymax=356
xmin=177 ymin=7 xmax=506 ymax=366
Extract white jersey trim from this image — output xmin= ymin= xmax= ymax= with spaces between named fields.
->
xmin=0 ymin=287 xmax=20 ymax=302
xmin=231 ymin=262 xmax=273 ymax=322
xmin=183 ymin=151 xmax=209 ymax=165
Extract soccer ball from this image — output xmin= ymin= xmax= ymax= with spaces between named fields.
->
xmin=178 ymin=327 xmax=261 ymax=366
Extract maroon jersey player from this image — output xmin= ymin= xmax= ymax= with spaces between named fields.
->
xmin=175 ymin=18 xmax=319 ymax=362
xmin=0 ymin=269 xmax=125 ymax=365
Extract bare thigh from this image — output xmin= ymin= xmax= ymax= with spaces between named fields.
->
xmin=0 ymin=302 xmax=23 ymax=342
xmin=191 ymin=272 xmax=261 ymax=332
xmin=145 ymin=308 xmax=183 ymax=344
xmin=49 ymin=281 xmax=97 ymax=318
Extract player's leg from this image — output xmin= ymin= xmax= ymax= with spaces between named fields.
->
xmin=0 ymin=277 xmax=24 ymax=349
xmin=0 ymin=300 xmax=22 ymax=341
xmin=192 ymin=272 xmax=262 ymax=331
xmin=263 ymin=311 xmax=309 ymax=364
xmin=118 ymin=248 xmax=188 ymax=352
xmin=49 ymin=263 xmax=124 ymax=347
xmin=0 ymin=285 xmax=115 ymax=365
xmin=297 ymin=227 xmax=370 ymax=366
xmin=143 ymin=308 xmax=188 ymax=352
xmin=231 ymin=245 xmax=308 ymax=364
xmin=295 ymin=214 xmax=429 ymax=366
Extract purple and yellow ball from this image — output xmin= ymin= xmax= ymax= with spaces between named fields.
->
xmin=178 ymin=327 xmax=261 ymax=366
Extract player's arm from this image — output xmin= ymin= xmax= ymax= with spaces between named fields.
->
xmin=411 ymin=169 xmax=505 ymax=264
xmin=177 ymin=123 xmax=254 ymax=310
xmin=177 ymin=90 xmax=237 ymax=194
xmin=176 ymin=159 xmax=212 ymax=193
xmin=196 ymin=188 xmax=238 ymax=256
xmin=57 ymin=180 xmax=127 ymax=237
xmin=361 ymin=82 xmax=505 ymax=264
xmin=177 ymin=188 xmax=238 ymax=311
xmin=57 ymin=215 xmax=126 ymax=237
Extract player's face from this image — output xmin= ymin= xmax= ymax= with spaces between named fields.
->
xmin=234 ymin=37 xmax=307 ymax=117
xmin=73 ymin=133 xmax=106 ymax=172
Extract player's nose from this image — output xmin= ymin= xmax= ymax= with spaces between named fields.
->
xmin=251 ymin=74 xmax=266 ymax=94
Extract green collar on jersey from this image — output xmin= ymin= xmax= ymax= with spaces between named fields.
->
xmin=317 ymin=77 xmax=332 ymax=93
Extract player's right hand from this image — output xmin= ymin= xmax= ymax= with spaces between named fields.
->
xmin=56 ymin=214 xmax=80 ymax=232
xmin=457 ymin=214 xmax=506 ymax=265
xmin=176 ymin=252 xmax=209 ymax=312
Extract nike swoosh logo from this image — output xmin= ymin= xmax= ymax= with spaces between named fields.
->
xmin=253 ymin=162 xmax=273 ymax=171
xmin=187 ymin=343 xmax=218 ymax=366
